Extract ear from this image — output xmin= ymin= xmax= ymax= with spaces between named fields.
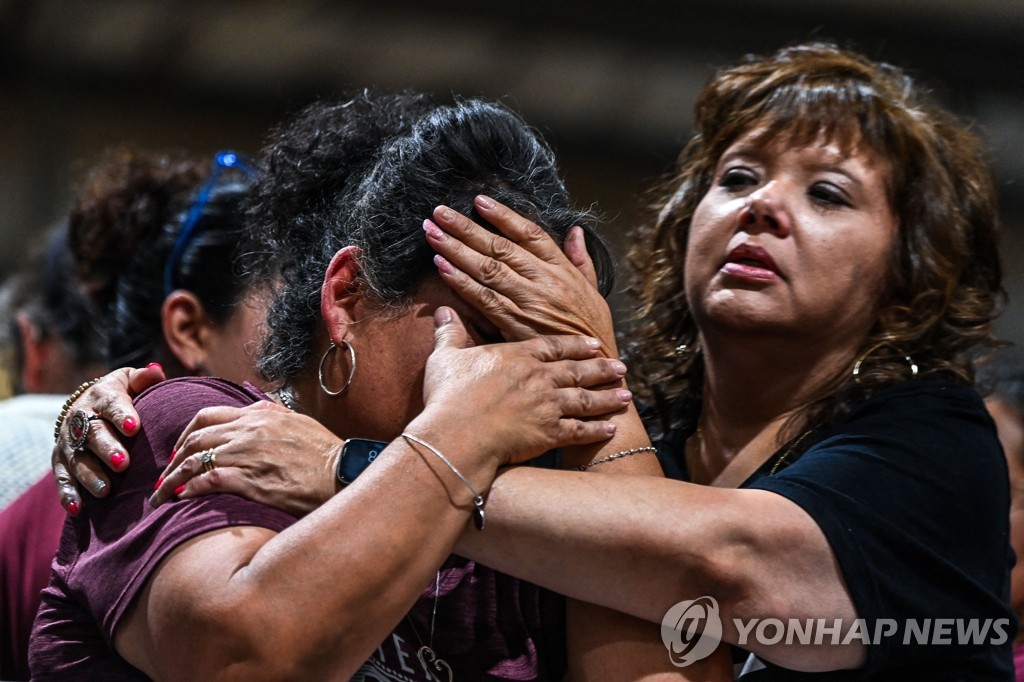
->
xmin=15 ymin=311 xmax=48 ymax=393
xmin=161 ymin=290 xmax=214 ymax=374
xmin=321 ymin=246 xmax=364 ymax=343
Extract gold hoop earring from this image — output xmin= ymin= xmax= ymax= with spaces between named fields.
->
xmin=318 ymin=340 xmax=356 ymax=396
xmin=851 ymin=341 xmax=918 ymax=382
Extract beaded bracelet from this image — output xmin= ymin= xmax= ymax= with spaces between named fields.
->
xmin=572 ymin=446 xmax=657 ymax=471
xmin=53 ymin=378 xmax=101 ymax=442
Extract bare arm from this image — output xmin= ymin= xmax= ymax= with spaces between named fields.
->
xmin=457 ymin=467 xmax=863 ymax=672
xmin=109 ymin=312 xmax=632 ymax=680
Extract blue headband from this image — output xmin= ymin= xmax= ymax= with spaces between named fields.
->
xmin=162 ymin=151 xmax=256 ymax=297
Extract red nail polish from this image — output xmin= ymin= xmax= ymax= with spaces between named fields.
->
xmin=174 ymin=485 xmax=186 ymax=496
xmin=147 ymin=362 xmax=163 ymax=371
xmin=123 ymin=417 xmax=137 ymax=432
xmin=170 ymin=449 xmax=176 ymax=460
xmin=110 ymin=452 xmax=126 ymax=469
xmin=67 ymin=501 xmax=80 ymax=516
xmin=154 ymin=477 xmax=164 ymax=491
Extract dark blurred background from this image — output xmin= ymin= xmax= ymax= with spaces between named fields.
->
xmin=1 ymin=0 xmax=1022 ymax=350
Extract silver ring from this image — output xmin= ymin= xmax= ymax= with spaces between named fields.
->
xmin=66 ymin=409 xmax=102 ymax=450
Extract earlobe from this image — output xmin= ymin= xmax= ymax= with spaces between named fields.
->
xmin=161 ymin=291 xmax=210 ymax=374
xmin=321 ymin=246 xmax=364 ymax=342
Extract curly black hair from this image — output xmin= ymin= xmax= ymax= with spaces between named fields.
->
xmin=247 ymin=92 xmax=612 ymax=384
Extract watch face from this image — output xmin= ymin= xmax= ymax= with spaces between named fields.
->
xmin=337 ymin=438 xmax=388 ymax=486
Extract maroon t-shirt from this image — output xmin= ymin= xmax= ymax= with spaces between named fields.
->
xmin=29 ymin=377 xmax=564 ymax=680
xmin=0 ymin=474 xmax=65 ymax=681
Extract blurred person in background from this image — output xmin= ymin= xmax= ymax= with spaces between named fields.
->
xmin=982 ymin=359 xmax=1024 ymax=681
xmin=1 ymin=147 xmax=261 ymax=682
xmin=0 ymin=222 xmax=106 ymax=680
xmin=0 ymin=223 xmax=106 ymax=508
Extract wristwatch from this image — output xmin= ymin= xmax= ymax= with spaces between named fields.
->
xmin=336 ymin=438 xmax=388 ymax=487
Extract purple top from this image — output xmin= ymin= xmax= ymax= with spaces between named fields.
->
xmin=1 ymin=473 xmax=65 ymax=680
xmin=29 ymin=376 xmax=564 ymax=680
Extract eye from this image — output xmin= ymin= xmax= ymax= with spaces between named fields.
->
xmin=718 ymin=167 xmax=758 ymax=191
xmin=808 ymin=182 xmax=852 ymax=208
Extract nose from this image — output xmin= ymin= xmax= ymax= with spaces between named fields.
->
xmin=739 ymin=183 xmax=790 ymax=236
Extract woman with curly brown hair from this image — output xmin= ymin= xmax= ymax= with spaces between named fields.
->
xmin=422 ymin=42 xmax=1012 ymax=678
xmin=55 ymin=43 xmax=1012 ymax=678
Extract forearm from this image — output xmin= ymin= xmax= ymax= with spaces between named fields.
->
xmin=455 ymin=469 xmax=862 ymax=670
xmin=458 ymin=468 xmax=714 ymax=623
xmin=560 ymin=401 xmax=656 ymax=471
xmin=128 ymin=419 xmax=496 ymax=680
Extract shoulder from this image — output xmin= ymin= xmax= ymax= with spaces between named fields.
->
xmin=134 ymin=378 xmax=268 ymax=438
xmin=825 ymin=379 xmax=999 ymax=464
xmin=130 ymin=378 xmax=269 ymax=473
xmin=135 ymin=376 xmax=269 ymax=412
xmin=846 ymin=379 xmax=987 ymax=420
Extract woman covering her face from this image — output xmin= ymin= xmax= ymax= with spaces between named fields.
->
xmin=30 ymin=95 xmax=647 ymax=681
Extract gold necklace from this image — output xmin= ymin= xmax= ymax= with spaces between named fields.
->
xmin=768 ymin=429 xmax=813 ymax=475
xmin=687 ymin=425 xmax=813 ymax=479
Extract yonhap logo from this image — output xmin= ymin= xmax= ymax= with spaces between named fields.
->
xmin=660 ymin=594 xmax=1012 ymax=667
xmin=660 ymin=595 xmax=723 ymax=666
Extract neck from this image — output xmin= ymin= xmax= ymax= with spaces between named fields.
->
xmin=689 ymin=330 xmax=858 ymax=485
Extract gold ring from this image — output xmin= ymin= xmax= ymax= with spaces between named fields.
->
xmin=199 ymin=449 xmax=217 ymax=473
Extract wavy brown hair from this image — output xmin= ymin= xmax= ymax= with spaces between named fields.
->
xmin=626 ymin=42 xmax=1004 ymax=438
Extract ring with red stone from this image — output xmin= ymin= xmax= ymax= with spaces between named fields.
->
xmin=66 ymin=409 xmax=102 ymax=450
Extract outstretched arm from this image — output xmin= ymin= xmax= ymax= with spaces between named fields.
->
xmin=456 ymin=467 xmax=862 ymax=672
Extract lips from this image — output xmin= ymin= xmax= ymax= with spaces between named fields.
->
xmin=721 ymin=243 xmax=780 ymax=282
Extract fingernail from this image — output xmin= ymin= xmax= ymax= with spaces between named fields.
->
xmin=434 ymin=254 xmax=454 ymax=275
xmin=611 ymin=360 xmax=627 ymax=374
xmin=148 ymin=493 xmax=160 ymax=508
xmin=123 ymin=417 xmax=138 ymax=432
xmin=92 ymin=479 xmax=107 ymax=494
xmin=423 ymin=219 xmax=446 ymax=241
xmin=586 ymin=338 xmax=601 ymax=349
xmin=434 ymin=307 xmax=453 ymax=327
xmin=110 ymin=452 xmax=126 ymax=470
xmin=146 ymin=362 xmax=162 ymax=371
xmin=605 ymin=422 xmax=617 ymax=435
xmin=437 ymin=206 xmax=455 ymax=222
xmin=616 ymin=389 xmax=633 ymax=402
xmin=67 ymin=500 xmax=80 ymax=516
xmin=174 ymin=485 xmax=186 ymax=496
xmin=154 ymin=477 xmax=164 ymax=491
xmin=475 ymin=195 xmax=495 ymax=209
xmin=170 ymin=449 xmax=176 ymax=460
